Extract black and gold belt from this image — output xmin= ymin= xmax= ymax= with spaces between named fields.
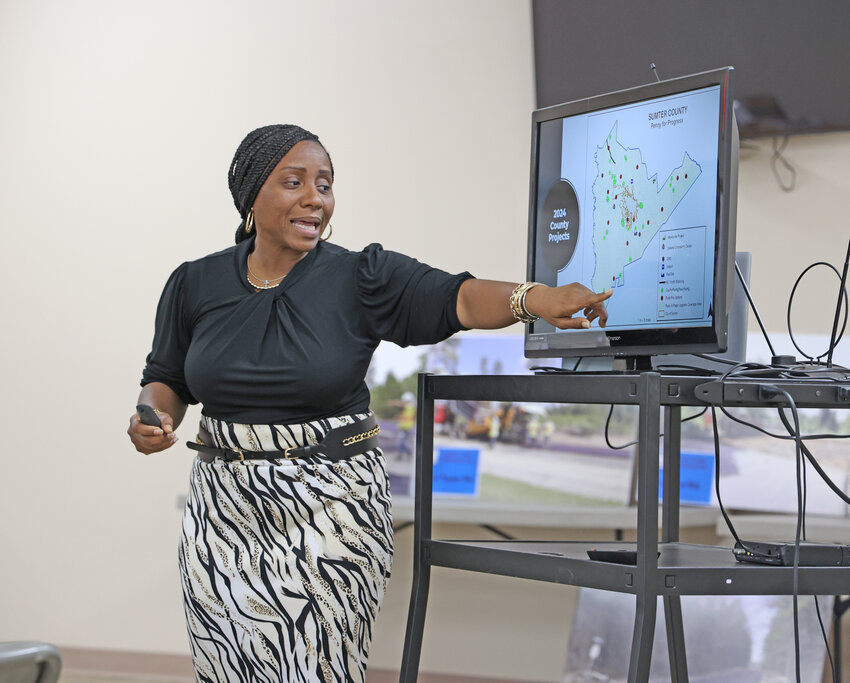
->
xmin=187 ymin=414 xmax=381 ymax=463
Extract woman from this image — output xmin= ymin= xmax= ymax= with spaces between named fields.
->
xmin=128 ymin=124 xmax=610 ymax=682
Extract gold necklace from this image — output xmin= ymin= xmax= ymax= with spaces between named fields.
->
xmin=246 ymin=258 xmax=286 ymax=289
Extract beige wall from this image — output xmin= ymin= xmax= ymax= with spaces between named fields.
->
xmin=0 ymin=0 xmax=540 ymax=676
xmin=1 ymin=1 xmax=848 ymax=681
xmin=736 ymin=131 xmax=850 ymax=342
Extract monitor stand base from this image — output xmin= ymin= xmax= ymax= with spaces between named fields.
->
xmin=624 ymin=356 xmax=653 ymax=372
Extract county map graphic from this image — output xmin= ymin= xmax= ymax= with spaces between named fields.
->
xmin=591 ymin=122 xmax=701 ymax=293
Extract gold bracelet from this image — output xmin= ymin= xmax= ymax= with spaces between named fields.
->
xmin=509 ymin=282 xmax=543 ymax=323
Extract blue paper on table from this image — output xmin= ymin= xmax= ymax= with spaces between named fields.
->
xmin=433 ymin=448 xmax=480 ymax=496
xmin=659 ymin=452 xmax=714 ymax=505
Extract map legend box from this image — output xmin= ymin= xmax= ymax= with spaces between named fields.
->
xmin=657 ymin=226 xmax=706 ymax=321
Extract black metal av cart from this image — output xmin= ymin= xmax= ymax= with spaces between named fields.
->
xmin=399 ymin=371 xmax=850 ymax=682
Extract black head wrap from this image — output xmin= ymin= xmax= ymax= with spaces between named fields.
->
xmin=228 ymin=124 xmax=334 ymax=243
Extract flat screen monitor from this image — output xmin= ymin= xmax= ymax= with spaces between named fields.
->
xmin=525 ymin=67 xmax=738 ymax=368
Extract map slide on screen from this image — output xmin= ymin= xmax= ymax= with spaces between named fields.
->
xmin=541 ymin=86 xmax=720 ymax=331
xmin=591 ymin=122 xmax=701 ymax=293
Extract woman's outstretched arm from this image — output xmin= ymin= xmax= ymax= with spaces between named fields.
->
xmin=456 ymin=279 xmax=612 ymax=330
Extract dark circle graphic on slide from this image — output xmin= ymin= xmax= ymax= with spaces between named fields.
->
xmin=539 ymin=179 xmax=579 ymax=272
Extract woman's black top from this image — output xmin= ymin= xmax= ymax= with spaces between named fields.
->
xmin=141 ymin=237 xmax=473 ymax=424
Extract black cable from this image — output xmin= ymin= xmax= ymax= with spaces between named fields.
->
xmin=736 ymin=246 xmax=849 ymax=372
xmin=720 ymin=363 xmax=850 ymax=381
xmin=776 ymin=363 xmax=850 ymax=376
xmin=814 ymin=596 xmax=837 ymax=683
xmin=530 ymin=365 xmax=574 ymax=374
xmin=779 ymin=408 xmax=850 ymax=506
xmin=735 ymin=261 xmax=777 ymax=358
xmin=677 ymin=407 xmax=709 ymax=424
xmin=728 ymin=251 xmax=842 ymax=680
xmin=827 ymin=237 xmax=850 ymax=368
xmin=799 ymin=415 xmax=807 ymax=544
xmin=603 ymin=404 xmax=708 ymax=450
xmin=717 ymin=406 xmax=850 ymax=442
xmin=711 ymin=407 xmax=747 ymax=549
xmin=481 ymin=524 xmax=516 ymax=541
xmin=719 ymin=405 xmax=850 ymax=506
xmin=714 ymin=380 xmax=840 ymax=680
xmin=710 ymin=407 xmax=778 ymax=560
xmin=693 ymin=353 xmax=740 ymax=366
xmin=653 ymin=362 xmax=721 ymax=373
xmin=719 ymin=361 xmax=770 ymax=381
xmin=604 ymin=404 xmax=632 ymax=450
xmin=787 ymin=261 xmax=848 ymax=362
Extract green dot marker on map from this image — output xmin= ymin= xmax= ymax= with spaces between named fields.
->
xmin=624 ymin=155 xmax=628 ymax=162
xmin=606 ymin=196 xmax=609 ymax=203
xmin=629 ymin=257 xmax=632 ymax=262
xmin=621 ymin=219 xmax=625 ymax=227
xmin=672 ymin=187 xmax=675 ymax=193
xmin=639 ymin=202 xmax=643 ymax=208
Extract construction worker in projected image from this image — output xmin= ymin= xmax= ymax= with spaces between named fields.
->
xmin=488 ymin=410 xmax=501 ymax=448
xmin=526 ymin=414 xmax=540 ymax=448
xmin=542 ymin=418 xmax=555 ymax=447
xmin=397 ymin=392 xmax=416 ymax=460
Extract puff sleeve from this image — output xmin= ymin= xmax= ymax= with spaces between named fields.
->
xmin=140 ymin=262 xmax=198 ymax=405
xmin=356 ymin=243 xmax=474 ymax=347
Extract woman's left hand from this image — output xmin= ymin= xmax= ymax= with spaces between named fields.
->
xmin=525 ymin=283 xmax=613 ymax=329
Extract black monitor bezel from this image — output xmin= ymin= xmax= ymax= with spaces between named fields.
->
xmin=525 ymin=67 xmax=738 ymax=360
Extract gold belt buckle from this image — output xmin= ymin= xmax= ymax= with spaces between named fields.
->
xmin=282 ymin=447 xmax=297 ymax=460
xmin=232 ymin=447 xmax=245 ymax=462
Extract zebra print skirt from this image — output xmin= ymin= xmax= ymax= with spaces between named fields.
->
xmin=178 ymin=412 xmax=393 ymax=683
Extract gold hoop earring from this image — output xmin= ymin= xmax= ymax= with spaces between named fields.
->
xmin=319 ymin=223 xmax=334 ymax=242
xmin=245 ymin=209 xmax=255 ymax=234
